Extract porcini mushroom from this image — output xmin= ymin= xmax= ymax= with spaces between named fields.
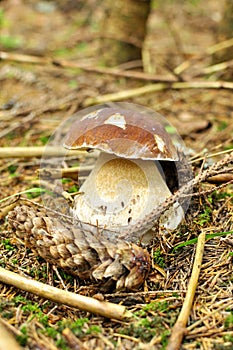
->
xmin=63 ymin=107 xmax=184 ymax=237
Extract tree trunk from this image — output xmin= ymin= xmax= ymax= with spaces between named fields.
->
xmin=99 ymin=0 xmax=151 ymax=66
xmin=214 ymin=0 xmax=233 ymax=63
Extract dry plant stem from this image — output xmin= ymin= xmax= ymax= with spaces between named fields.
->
xmin=199 ymin=59 xmax=233 ymax=76
xmin=0 ymin=146 xmax=96 ymax=159
xmin=187 ymin=299 xmax=233 ymax=332
xmin=189 ymin=179 xmax=233 ymax=198
xmin=83 ymin=81 xmax=233 ymax=106
xmin=0 ymin=267 xmax=132 ymax=320
xmin=174 ymin=37 xmax=233 ymax=75
xmin=190 ymin=148 xmax=233 ymax=163
xmin=62 ymin=328 xmax=88 ymax=350
xmin=0 ymin=318 xmax=23 ymax=350
xmin=167 ymin=231 xmax=206 ymax=350
xmin=0 ymin=201 xmax=18 ymax=220
xmin=0 ymin=51 xmax=176 ymax=83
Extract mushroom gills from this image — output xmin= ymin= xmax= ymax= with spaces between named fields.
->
xmin=72 ymin=152 xmax=183 ymax=232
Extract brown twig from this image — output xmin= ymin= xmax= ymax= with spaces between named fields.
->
xmin=0 ymin=51 xmax=176 ymax=83
xmin=0 ymin=267 xmax=132 ymax=320
xmin=0 ymin=318 xmax=23 ymax=350
xmin=167 ymin=231 xmax=206 ymax=350
xmin=62 ymin=328 xmax=88 ymax=350
xmin=186 ymin=299 xmax=233 ymax=332
xmin=37 ymin=165 xmax=93 ymax=180
xmin=206 ymin=173 xmax=233 ymax=184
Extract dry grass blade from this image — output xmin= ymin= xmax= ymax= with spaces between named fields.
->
xmin=0 ymin=267 xmax=132 ymax=320
xmin=174 ymin=37 xmax=233 ymax=75
xmin=0 ymin=318 xmax=23 ymax=350
xmin=167 ymin=231 xmax=206 ymax=350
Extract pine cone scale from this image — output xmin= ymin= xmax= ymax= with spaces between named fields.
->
xmin=8 ymin=205 xmax=151 ymax=290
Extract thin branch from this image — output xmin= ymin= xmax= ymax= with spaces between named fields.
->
xmin=187 ymin=299 xmax=233 ymax=332
xmin=181 ymin=179 xmax=233 ymax=198
xmin=83 ymin=81 xmax=233 ymax=106
xmin=0 ymin=267 xmax=132 ymax=320
xmin=0 ymin=51 xmax=176 ymax=83
xmin=0 ymin=146 xmax=98 ymax=159
xmin=190 ymin=148 xmax=233 ymax=163
xmin=207 ymin=37 xmax=233 ymax=55
xmin=197 ymin=59 xmax=233 ymax=76
xmin=62 ymin=328 xmax=88 ymax=350
xmin=0 ymin=318 xmax=23 ymax=350
xmin=174 ymin=37 xmax=233 ymax=75
xmin=37 ymin=165 xmax=93 ymax=180
xmin=167 ymin=231 xmax=206 ymax=350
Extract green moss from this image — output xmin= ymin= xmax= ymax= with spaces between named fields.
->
xmin=86 ymin=325 xmax=101 ymax=334
xmin=67 ymin=184 xmax=79 ymax=193
xmin=153 ymin=249 xmax=165 ymax=268
xmin=119 ymin=301 xmax=177 ymax=345
xmin=2 ymin=238 xmax=15 ymax=251
xmin=39 ymin=135 xmax=50 ymax=145
xmin=0 ymin=35 xmax=23 ymax=49
xmin=17 ymin=326 xmax=28 ymax=347
xmin=7 ymin=164 xmax=18 ymax=175
xmin=224 ymin=312 xmax=233 ymax=329
xmin=194 ymin=206 xmax=212 ymax=226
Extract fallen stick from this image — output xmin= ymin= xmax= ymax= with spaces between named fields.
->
xmin=37 ymin=165 xmax=93 ymax=180
xmin=0 ymin=318 xmax=23 ymax=350
xmin=0 ymin=146 xmax=98 ymax=159
xmin=83 ymin=80 xmax=233 ymax=106
xmin=167 ymin=231 xmax=206 ymax=350
xmin=62 ymin=328 xmax=88 ymax=350
xmin=0 ymin=51 xmax=177 ymax=83
xmin=0 ymin=267 xmax=132 ymax=320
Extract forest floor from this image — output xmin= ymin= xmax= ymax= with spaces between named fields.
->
xmin=0 ymin=1 xmax=232 ymax=349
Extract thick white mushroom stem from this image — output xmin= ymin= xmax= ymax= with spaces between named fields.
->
xmin=73 ymin=152 xmax=183 ymax=235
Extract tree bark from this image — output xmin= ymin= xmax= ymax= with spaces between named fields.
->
xmin=99 ymin=0 xmax=151 ymax=66
xmin=214 ymin=0 xmax=233 ymax=63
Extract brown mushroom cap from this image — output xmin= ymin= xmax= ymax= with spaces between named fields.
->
xmin=63 ymin=108 xmax=178 ymax=160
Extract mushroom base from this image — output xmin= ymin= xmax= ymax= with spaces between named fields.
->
xmin=72 ymin=152 xmax=183 ymax=239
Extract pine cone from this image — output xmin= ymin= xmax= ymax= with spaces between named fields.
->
xmin=8 ymin=205 xmax=150 ymax=291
